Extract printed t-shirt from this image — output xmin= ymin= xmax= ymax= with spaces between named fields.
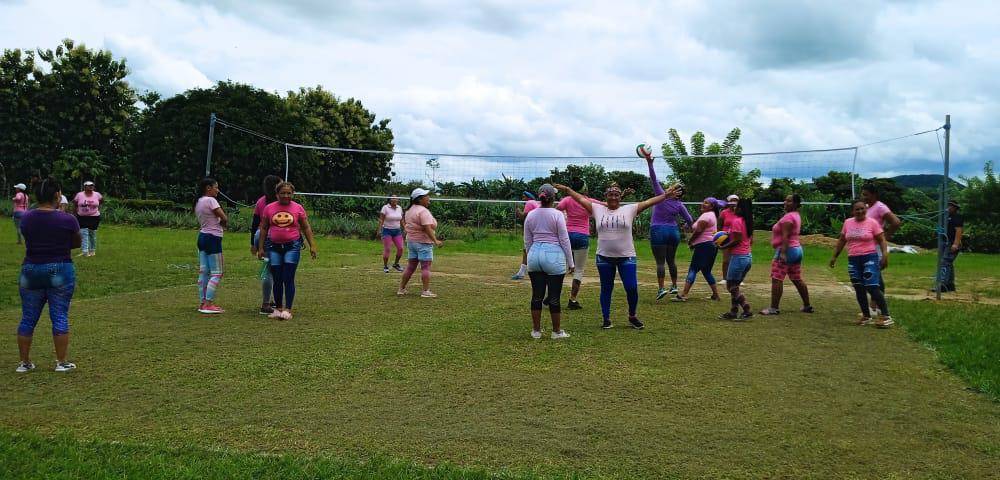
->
xmin=20 ymin=209 xmax=80 ymax=264
xmin=557 ymin=196 xmax=591 ymax=235
xmin=380 ymin=204 xmax=403 ymax=230
xmin=404 ymin=205 xmax=437 ymax=243
xmin=195 ymin=196 xmax=224 ymax=237
xmin=593 ymin=203 xmax=639 ymax=258
xmin=771 ymin=211 xmax=802 ymax=248
xmin=263 ymin=201 xmax=307 ymax=244
xmin=728 ymin=216 xmax=752 ymax=255
xmin=690 ymin=212 xmax=718 ymax=245
xmin=842 ymin=217 xmax=883 ymax=257
xmin=74 ymin=192 xmax=102 ymax=216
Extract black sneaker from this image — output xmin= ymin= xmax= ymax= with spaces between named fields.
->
xmin=392 ymin=264 xmax=404 ymax=272
xmin=567 ymin=299 xmax=582 ymax=310
xmin=718 ymin=311 xmax=739 ymax=320
xmin=628 ymin=317 xmax=644 ymax=329
xmin=259 ymin=305 xmax=274 ymax=315
xmin=739 ymin=311 xmax=754 ymax=320
xmin=601 ymin=319 xmax=612 ymax=329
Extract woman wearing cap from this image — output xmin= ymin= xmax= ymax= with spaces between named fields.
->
xmin=256 ymin=182 xmax=318 ymax=320
xmin=195 ymin=178 xmax=228 ymax=314
xmin=251 ymin=175 xmax=281 ymax=315
xmin=72 ymin=181 xmax=103 ymax=257
xmin=377 ymin=195 xmax=405 ymax=273
xmin=15 ymin=176 xmax=81 ymax=373
xmin=642 ymin=153 xmax=694 ymax=299
xmin=12 ymin=183 xmax=29 ymax=244
xmin=830 ymin=200 xmax=893 ymax=328
xmin=761 ymin=194 xmax=812 ymax=315
xmin=673 ymin=197 xmax=724 ymax=302
xmin=524 ymin=184 xmax=574 ymax=339
xmin=555 ymin=181 xmax=679 ymax=330
xmin=556 ymin=178 xmax=593 ymax=310
xmin=398 ymin=188 xmax=442 ymax=298
xmin=719 ymin=194 xmax=739 ymax=281
xmin=511 ymin=191 xmax=540 ymax=280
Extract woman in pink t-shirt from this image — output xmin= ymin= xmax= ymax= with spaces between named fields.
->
xmin=12 ymin=183 xmax=29 ymax=244
xmin=194 ymin=178 xmax=229 ymax=314
xmin=398 ymin=188 xmax=442 ymax=298
xmin=72 ymin=181 xmax=103 ymax=256
xmin=256 ymin=182 xmax=318 ymax=320
xmin=715 ymin=198 xmax=754 ymax=320
xmin=556 ymin=178 xmax=593 ymax=310
xmin=674 ymin=197 xmax=725 ymax=302
xmin=377 ymin=195 xmax=405 ymax=273
xmin=761 ymin=194 xmax=813 ymax=315
xmin=830 ymin=200 xmax=892 ymax=328
xmin=511 ymin=191 xmax=540 ymax=280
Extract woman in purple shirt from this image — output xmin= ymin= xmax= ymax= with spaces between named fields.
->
xmin=15 ymin=177 xmax=81 ymax=373
xmin=523 ymin=184 xmax=575 ymax=339
xmin=644 ymin=154 xmax=694 ymax=299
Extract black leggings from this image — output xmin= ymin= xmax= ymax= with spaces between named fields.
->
xmin=854 ymin=284 xmax=889 ymax=317
xmin=651 ymin=244 xmax=679 ymax=282
xmin=529 ymin=272 xmax=565 ymax=313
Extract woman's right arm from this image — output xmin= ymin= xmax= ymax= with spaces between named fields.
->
xmin=829 ymin=234 xmax=847 ymax=267
xmin=377 ymin=212 xmax=386 ymax=236
xmin=553 ymin=184 xmax=593 ymax=214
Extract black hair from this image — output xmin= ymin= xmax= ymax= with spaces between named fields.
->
xmin=538 ymin=192 xmax=555 ymax=208
xmin=790 ymin=194 xmax=802 ymax=209
xmin=852 ymin=199 xmax=867 ymax=209
xmin=735 ymin=198 xmax=754 ymax=238
xmin=34 ymin=176 xmax=61 ymax=205
xmin=568 ymin=177 xmax=584 ymax=192
xmin=263 ymin=175 xmax=281 ymax=203
xmin=199 ymin=177 xmax=218 ymax=196
xmin=861 ymin=183 xmax=878 ymax=196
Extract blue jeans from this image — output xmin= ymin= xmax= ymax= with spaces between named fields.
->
xmin=407 ymin=241 xmax=434 ymax=261
xmin=650 ymin=225 xmax=680 ymax=247
xmin=527 ymin=242 xmax=567 ymax=275
xmin=267 ymin=238 xmax=302 ymax=308
xmin=13 ymin=211 xmax=24 ymax=243
xmin=18 ymin=262 xmax=76 ymax=336
xmin=726 ymin=254 xmax=752 ymax=285
xmin=596 ymin=255 xmax=638 ymax=320
xmin=938 ymin=246 xmax=959 ymax=290
xmin=847 ymin=253 xmax=881 ymax=288
xmin=685 ymin=241 xmax=718 ymax=285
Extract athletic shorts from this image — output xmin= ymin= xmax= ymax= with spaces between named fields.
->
xmin=407 ymin=241 xmax=434 ymax=261
xmin=197 ymin=232 xmax=223 ymax=255
xmin=382 ymin=227 xmax=402 ymax=238
xmin=771 ymin=247 xmax=803 ymax=281
xmin=77 ymin=215 xmax=101 ymax=230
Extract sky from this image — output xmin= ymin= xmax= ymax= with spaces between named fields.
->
xmin=2 ymin=0 xmax=998 ymax=181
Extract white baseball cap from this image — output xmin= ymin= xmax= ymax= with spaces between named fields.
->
xmin=84 ymin=181 xmax=95 ymax=186
xmin=14 ymin=183 xmax=26 ymax=190
xmin=726 ymin=194 xmax=739 ymax=203
xmin=410 ymin=188 xmax=430 ymax=200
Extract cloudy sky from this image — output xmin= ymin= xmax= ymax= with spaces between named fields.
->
xmin=2 ymin=0 xmax=998 ymax=180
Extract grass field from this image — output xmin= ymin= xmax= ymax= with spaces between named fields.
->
xmin=1 ymin=223 xmax=998 ymax=479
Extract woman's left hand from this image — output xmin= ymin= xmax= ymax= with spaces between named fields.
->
xmin=879 ymin=256 xmax=888 ymax=270
xmin=310 ymin=247 xmax=318 ymax=259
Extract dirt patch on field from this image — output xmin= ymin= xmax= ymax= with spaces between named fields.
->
xmin=800 ymin=234 xmax=839 ymax=248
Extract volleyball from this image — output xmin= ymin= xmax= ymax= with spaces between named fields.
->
xmin=635 ymin=143 xmax=653 ymax=159
xmin=713 ymin=231 xmax=730 ymax=247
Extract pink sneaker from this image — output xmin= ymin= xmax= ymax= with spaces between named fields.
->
xmin=198 ymin=304 xmax=224 ymax=314
xmin=268 ymin=310 xmax=283 ymax=319
xmin=280 ymin=310 xmax=293 ymax=320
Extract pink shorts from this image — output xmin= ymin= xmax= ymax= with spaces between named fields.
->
xmin=771 ymin=258 xmax=802 ymax=281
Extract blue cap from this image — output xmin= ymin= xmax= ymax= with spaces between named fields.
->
xmin=523 ymin=191 xmax=536 ymax=200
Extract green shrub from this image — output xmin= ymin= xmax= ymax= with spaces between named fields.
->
xmin=963 ymin=223 xmax=1000 ymax=253
xmin=893 ymin=221 xmax=936 ymax=248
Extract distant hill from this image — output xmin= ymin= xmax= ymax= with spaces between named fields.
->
xmin=890 ymin=174 xmax=965 ymax=190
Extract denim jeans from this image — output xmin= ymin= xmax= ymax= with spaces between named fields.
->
xmin=18 ymin=262 xmax=76 ymax=336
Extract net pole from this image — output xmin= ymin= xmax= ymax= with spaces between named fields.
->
xmin=935 ymin=114 xmax=951 ymax=300
xmin=204 ymin=112 xmax=216 ymax=177
xmin=850 ymin=147 xmax=858 ymax=198
xmin=284 ymin=144 xmax=290 ymax=181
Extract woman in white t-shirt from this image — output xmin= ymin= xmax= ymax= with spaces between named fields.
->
xmin=378 ymin=195 xmax=405 ymax=273
xmin=556 ymin=181 xmax=679 ymax=330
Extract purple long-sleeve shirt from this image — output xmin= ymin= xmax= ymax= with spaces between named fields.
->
xmin=523 ymin=207 xmax=575 ymax=269
xmin=648 ymin=162 xmax=694 ymax=227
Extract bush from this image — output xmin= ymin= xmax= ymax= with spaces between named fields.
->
xmin=893 ymin=221 xmax=936 ymax=248
xmin=963 ymin=223 xmax=1000 ymax=253
xmin=110 ymin=198 xmax=187 ymax=212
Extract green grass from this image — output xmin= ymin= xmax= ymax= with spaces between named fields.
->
xmin=1 ymin=223 xmax=998 ymax=479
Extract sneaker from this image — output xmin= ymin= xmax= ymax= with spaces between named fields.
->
xmin=392 ymin=264 xmax=404 ymax=272
xmin=268 ymin=310 xmax=284 ymax=319
xmin=198 ymin=304 xmax=224 ymax=314
xmin=738 ymin=311 xmax=754 ymax=320
xmin=601 ymin=319 xmax=612 ymax=329
xmin=280 ymin=310 xmax=293 ymax=320
xmin=259 ymin=305 xmax=274 ymax=315
xmin=759 ymin=307 xmax=780 ymax=315
xmin=551 ymin=330 xmax=571 ymax=339
xmin=800 ymin=305 xmax=814 ymax=314
xmin=530 ymin=330 xmax=542 ymax=339
xmin=856 ymin=316 xmax=872 ymax=326
xmin=876 ymin=315 xmax=894 ymax=329
xmin=567 ymin=299 xmax=582 ymax=310
xmin=511 ymin=273 xmax=525 ymax=280
xmin=54 ymin=362 xmax=76 ymax=372
xmin=396 ymin=288 xmax=408 ymax=296
xmin=668 ymin=285 xmax=679 ymax=295
xmin=421 ymin=290 xmax=437 ymax=298
xmin=628 ymin=317 xmax=644 ymax=329
xmin=706 ymin=295 xmax=721 ymax=301
xmin=383 ymin=266 xmax=390 ymax=273
xmin=15 ymin=362 xmax=35 ymax=373
xmin=671 ymin=295 xmax=687 ymax=302
xmin=718 ymin=311 xmax=739 ymax=320
xmin=656 ymin=288 xmax=669 ymax=300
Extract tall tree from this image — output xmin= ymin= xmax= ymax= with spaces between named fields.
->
xmin=660 ymin=127 xmax=761 ymax=201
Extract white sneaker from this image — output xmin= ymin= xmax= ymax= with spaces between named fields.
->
xmin=421 ymin=290 xmax=437 ymax=298
xmin=530 ymin=330 xmax=542 ymax=339
xmin=551 ymin=330 xmax=571 ymax=339
xmin=54 ymin=361 xmax=76 ymax=372
xmin=15 ymin=362 xmax=35 ymax=373
xmin=396 ymin=288 xmax=408 ymax=296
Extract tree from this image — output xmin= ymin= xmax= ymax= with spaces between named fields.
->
xmin=51 ymin=149 xmax=107 ymax=190
xmin=959 ymin=161 xmax=1000 ymax=224
xmin=547 ymin=164 xmax=609 ymax=195
xmin=812 ymin=171 xmax=858 ymax=202
xmin=660 ymin=127 xmax=761 ymax=201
